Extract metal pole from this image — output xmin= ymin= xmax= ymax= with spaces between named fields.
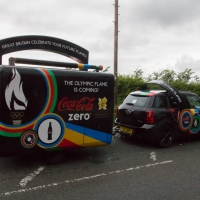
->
xmin=114 ymin=0 xmax=119 ymax=104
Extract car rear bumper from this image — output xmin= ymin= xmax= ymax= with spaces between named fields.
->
xmin=113 ymin=122 xmax=156 ymax=141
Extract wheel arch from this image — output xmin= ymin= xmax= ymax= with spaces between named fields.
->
xmin=154 ymin=118 xmax=177 ymax=148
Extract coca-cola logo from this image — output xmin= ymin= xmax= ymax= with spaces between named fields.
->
xmin=58 ymin=97 xmax=96 ymax=111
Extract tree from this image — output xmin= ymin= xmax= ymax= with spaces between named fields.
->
xmin=159 ymin=69 xmax=176 ymax=83
xmin=146 ymin=71 xmax=159 ymax=81
xmin=116 ymin=68 xmax=200 ymax=105
xmin=176 ymin=68 xmax=194 ymax=83
xmin=132 ymin=69 xmax=143 ymax=79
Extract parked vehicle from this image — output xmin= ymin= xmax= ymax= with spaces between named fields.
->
xmin=113 ymin=80 xmax=200 ymax=147
xmin=0 ymin=35 xmax=115 ymax=164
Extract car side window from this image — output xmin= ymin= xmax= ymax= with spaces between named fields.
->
xmin=153 ymin=96 xmax=167 ymax=108
xmin=168 ymin=96 xmax=178 ymax=108
xmin=186 ymin=95 xmax=200 ymax=109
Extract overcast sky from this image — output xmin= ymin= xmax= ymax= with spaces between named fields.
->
xmin=1 ymin=0 xmax=200 ymax=78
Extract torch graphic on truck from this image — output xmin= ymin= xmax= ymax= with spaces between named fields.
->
xmin=5 ymin=68 xmax=27 ymax=125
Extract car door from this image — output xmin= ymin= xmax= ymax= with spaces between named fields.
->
xmin=184 ymin=93 xmax=200 ymax=134
xmin=152 ymin=94 xmax=171 ymax=123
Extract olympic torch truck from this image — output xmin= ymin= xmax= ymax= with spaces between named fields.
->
xmin=0 ymin=58 xmax=115 ymax=163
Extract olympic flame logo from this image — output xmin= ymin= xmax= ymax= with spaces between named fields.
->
xmin=5 ymin=68 xmax=28 ymax=110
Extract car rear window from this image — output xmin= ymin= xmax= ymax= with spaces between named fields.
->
xmin=123 ymin=95 xmax=148 ymax=107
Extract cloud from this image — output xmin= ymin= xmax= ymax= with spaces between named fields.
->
xmin=175 ymin=55 xmax=200 ymax=74
xmin=130 ymin=0 xmax=200 ymax=27
xmin=1 ymin=0 xmax=200 ymax=79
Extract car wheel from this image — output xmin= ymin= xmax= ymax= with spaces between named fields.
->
xmin=156 ymin=124 xmax=175 ymax=148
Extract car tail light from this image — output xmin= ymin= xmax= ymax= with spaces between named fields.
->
xmin=169 ymin=108 xmax=175 ymax=113
xmin=146 ymin=110 xmax=154 ymax=124
xmin=116 ymin=106 xmax=119 ymax=117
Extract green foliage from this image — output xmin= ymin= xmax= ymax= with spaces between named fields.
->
xmin=116 ymin=68 xmax=200 ymax=106
xmin=176 ymin=68 xmax=194 ymax=82
xmin=117 ymin=71 xmax=145 ymax=105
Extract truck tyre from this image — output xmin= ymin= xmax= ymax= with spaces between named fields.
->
xmin=43 ymin=150 xmax=66 ymax=165
xmin=156 ymin=123 xmax=175 ymax=148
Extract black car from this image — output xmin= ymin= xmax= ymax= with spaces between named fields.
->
xmin=113 ymin=80 xmax=200 ymax=147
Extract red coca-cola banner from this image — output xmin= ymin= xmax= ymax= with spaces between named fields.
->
xmin=58 ymin=97 xmax=96 ymax=111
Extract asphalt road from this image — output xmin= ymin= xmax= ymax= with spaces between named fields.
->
xmin=0 ymin=135 xmax=200 ymax=200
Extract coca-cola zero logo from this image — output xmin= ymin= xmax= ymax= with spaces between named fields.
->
xmin=68 ymin=113 xmax=91 ymax=121
xmin=58 ymin=97 xmax=96 ymax=111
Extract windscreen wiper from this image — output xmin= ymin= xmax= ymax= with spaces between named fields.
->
xmin=126 ymin=103 xmax=134 ymax=106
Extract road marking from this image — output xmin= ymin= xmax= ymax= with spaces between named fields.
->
xmin=1 ymin=160 xmax=173 ymax=197
xmin=19 ymin=166 xmax=45 ymax=187
xmin=150 ymin=152 xmax=157 ymax=161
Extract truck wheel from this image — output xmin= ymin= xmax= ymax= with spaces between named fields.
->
xmin=43 ymin=150 xmax=66 ymax=165
xmin=156 ymin=124 xmax=175 ymax=148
